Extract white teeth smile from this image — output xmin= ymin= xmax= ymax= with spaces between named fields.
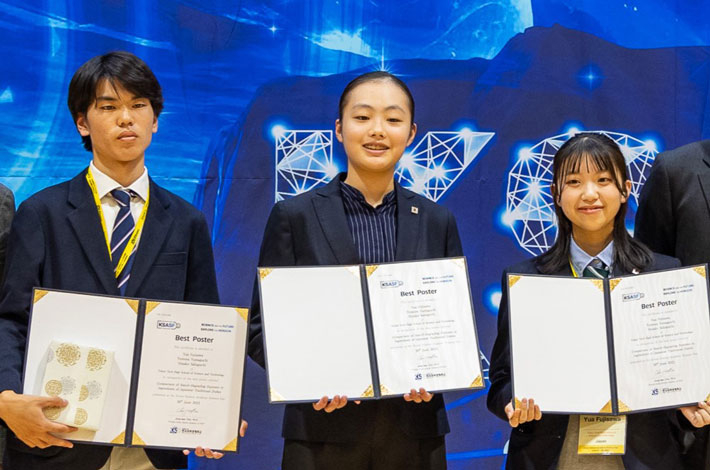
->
xmin=364 ymin=144 xmax=388 ymax=150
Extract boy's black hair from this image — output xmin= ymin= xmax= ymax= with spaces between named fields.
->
xmin=338 ymin=71 xmax=415 ymax=124
xmin=537 ymin=132 xmax=653 ymax=274
xmin=68 ymin=51 xmax=163 ymax=151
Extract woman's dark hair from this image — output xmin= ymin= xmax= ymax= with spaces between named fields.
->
xmin=338 ymin=71 xmax=415 ymax=124
xmin=68 ymin=51 xmax=163 ymax=151
xmin=536 ymin=132 xmax=653 ymax=274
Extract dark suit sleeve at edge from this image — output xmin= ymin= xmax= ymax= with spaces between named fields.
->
xmin=0 ymin=186 xmax=16 ymax=287
xmin=0 ymin=200 xmax=45 ymax=393
xmin=487 ymin=269 xmax=513 ymax=423
xmin=635 ymin=155 xmax=675 ymax=255
xmin=248 ymin=203 xmax=296 ymax=368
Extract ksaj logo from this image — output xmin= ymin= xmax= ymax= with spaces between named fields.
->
xmin=622 ymin=292 xmax=645 ymax=302
xmin=380 ymin=280 xmax=403 ymax=288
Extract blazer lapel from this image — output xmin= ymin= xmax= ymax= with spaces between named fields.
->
xmin=394 ymin=183 xmax=421 ymax=261
xmin=67 ymin=171 xmax=120 ymax=295
xmin=125 ymin=181 xmax=173 ymax=297
xmin=312 ymin=178 xmax=360 ymax=265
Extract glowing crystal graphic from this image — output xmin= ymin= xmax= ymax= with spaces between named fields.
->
xmin=275 ymin=130 xmax=339 ymax=202
xmin=395 ymin=130 xmax=495 ymax=201
xmin=275 ymin=129 xmax=494 ymax=202
xmin=505 ymin=130 xmax=658 ymax=255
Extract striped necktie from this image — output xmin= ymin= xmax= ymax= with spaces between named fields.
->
xmin=110 ymin=189 xmax=136 ymax=295
xmin=583 ymin=258 xmax=609 ymax=279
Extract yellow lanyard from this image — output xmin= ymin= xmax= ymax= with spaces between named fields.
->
xmin=86 ymin=168 xmax=150 ymax=278
xmin=569 ymin=260 xmax=580 ymax=278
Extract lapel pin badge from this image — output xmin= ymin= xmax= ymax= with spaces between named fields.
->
xmin=411 ymin=206 xmax=419 ymax=214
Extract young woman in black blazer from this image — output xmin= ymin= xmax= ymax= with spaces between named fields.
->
xmin=487 ymin=133 xmax=710 ymax=469
xmin=250 ymin=72 xmax=464 ymax=470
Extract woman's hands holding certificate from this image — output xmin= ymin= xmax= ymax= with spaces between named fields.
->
xmin=313 ymin=389 xmax=435 ymax=412
xmin=404 ymin=388 xmax=433 ymax=403
xmin=679 ymin=401 xmax=710 ymax=428
xmin=313 ymin=396 xmax=362 ymax=412
xmin=505 ymin=398 xmax=542 ymax=427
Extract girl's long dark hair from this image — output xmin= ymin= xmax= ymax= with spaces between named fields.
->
xmin=536 ymin=132 xmax=653 ymax=274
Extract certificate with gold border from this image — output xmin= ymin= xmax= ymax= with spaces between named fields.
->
xmin=507 ymin=264 xmax=710 ymax=415
xmin=24 ymin=289 xmax=248 ymax=452
xmin=365 ymin=258 xmax=483 ymax=396
xmin=258 ymin=257 xmax=484 ymax=403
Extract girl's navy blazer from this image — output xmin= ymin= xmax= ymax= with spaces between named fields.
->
xmin=487 ymin=253 xmax=691 ymax=470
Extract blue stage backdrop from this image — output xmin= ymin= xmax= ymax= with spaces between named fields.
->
xmin=2 ymin=1 xmax=710 ymax=469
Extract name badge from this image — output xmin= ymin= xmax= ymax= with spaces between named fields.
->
xmin=578 ymin=414 xmax=626 ymax=455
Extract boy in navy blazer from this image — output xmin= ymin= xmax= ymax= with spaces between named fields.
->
xmin=0 ymin=52 xmax=224 ymax=470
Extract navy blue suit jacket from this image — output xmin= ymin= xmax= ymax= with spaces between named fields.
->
xmin=0 ymin=169 xmax=219 ymax=470
xmin=487 ymin=254 xmax=690 ymax=470
xmin=636 ymin=140 xmax=710 ymax=469
xmin=248 ymin=175 xmax=463 ymax=443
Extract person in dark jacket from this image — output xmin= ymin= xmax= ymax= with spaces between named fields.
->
xmin=488 ymin=132 xmax=708 ymax=469
xmin=249 ymin=71 xmax=464 ymax=470
xmin=0 ymin=51 xmax=239 ymax=470
xmin=635 ymin=139 xmax=710 ymax=469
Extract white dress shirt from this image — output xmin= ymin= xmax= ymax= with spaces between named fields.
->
xmin=89 ymin=161 xmax=149 ymax=248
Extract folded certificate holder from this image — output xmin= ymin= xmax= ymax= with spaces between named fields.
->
xmin=507 ymin=265 xmax=710 ymax=415
xmin=24 ymin=289 xmax=248 ymax=452
xmin=258 ymin=257 xmax=485 ymax=403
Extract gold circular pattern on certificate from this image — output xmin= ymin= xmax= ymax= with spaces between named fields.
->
xmin=44 ymin=380 xmax=62 ymax=397
xmin=79 ymin=385 xmax=89 ymax=402
xmin=56 ymin=343 xmax=81 ymax=367
xmin=86 ymin=349 xmax=107 ymax=371
xmin=43 ymin=406 xmax=62 ymax=420
xmin=74 ymin=408 xmax=88 ymax=426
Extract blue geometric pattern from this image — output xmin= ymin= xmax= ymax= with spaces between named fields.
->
xmin=275 ymin=130 xmax=337 ymax=202
xmin=275 ymin=128 xmax=494 ymax=202
xmin=395 ymin=130 xmax=495 ymax=201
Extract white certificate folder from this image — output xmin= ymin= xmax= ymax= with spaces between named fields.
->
xmin=23 ymin=288 xmax=248 ymax=453
xmin=507 ymin=265 xmax=710 ymax=415
xmin=258 ymin=257 xmax=484 ymax=404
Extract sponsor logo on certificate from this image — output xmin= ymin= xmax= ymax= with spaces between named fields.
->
xmin=157 ymin=320 xmax=181 ymax=330
xmin=380 ymin=280 xmax=403 ymax=288
xmin=622 ymin=292 xmax=644 ymax=302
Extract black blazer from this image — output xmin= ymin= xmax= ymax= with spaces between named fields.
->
xmin=636 ymin=140 xmax=710 ymax=469
xmin=487 ymin=254 xmax=688 ymax=470
xmin=0 ymin=169 xmax=219 ymax=470
xmin=248 ymin=175 xmax=463 ymax=443
xmin=636 ymin=140 xmax=710 ymax=265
